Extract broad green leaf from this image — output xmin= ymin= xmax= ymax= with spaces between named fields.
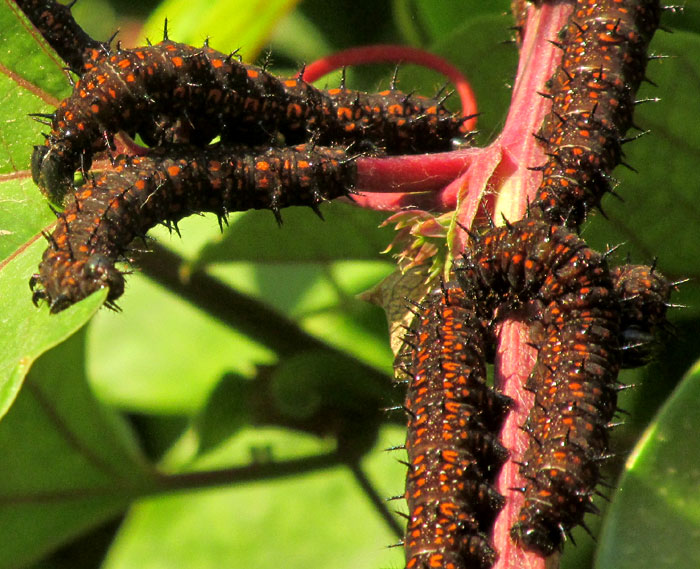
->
xmin=206 ymin=260 xmax=394 ymax=367
xmin=70 ymin=0 xmax=118 ymax=47
xmin=0 ymin=4 xmax=103 ymax=422
xmin=268 ymin=9 xmax=333 ymax=64
xmin=0 ymin=177 xmax=54 ymax=261
xmin=102 ymin=426 xmax=405 ymax=569
xmin=196 ymin=203 xmax=393 ymax=265
xmin=296 ymin=0 xmax=394 ymax=53
xmin=0 ymin=239 xmax=105 ymax=420
xmin=397 ymin=0 xmax=511 ymax=46
xmin=143 ymin=0 xmax=302 ymax=60
xmin=194 ymin=373 xmax=251 ymax=454
xmin=299 ymin=297 xmax=394 ymax=370
xmin=211 ymin=261 xmax=338 ymax=314
xmin=596 ymin=362 xmax=700 ymax=569
xmin=88 ymin=256 xmax=394 ymax=414
xmin=669 ymin=5 xmax=700 ymax=36
xmin=0 ymin=327 xmax=152 ymax=569
xmin=0 ymin=2 xmax=72 ymax=101
xmin=87 ymin=272 xmax=274 ymax=414
xmin=0 ymin=4 xmax=70 ymax=257
xmin=195 ymin=349 xmax=395 ymax=455
xmin=269 ymin=350 xmax=391 ymax=418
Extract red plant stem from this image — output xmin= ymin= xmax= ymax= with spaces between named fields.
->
xmin=353 ymin=149 xmax=486 ymax=211
xmin=352 ymin=4 xmax=574 ymax=566
xmin=301 ymin=44 xmax=478 ymax=131
xmin=352 ymin=148 xmax=479 ymax=210
xmin=347 ymin=3 xmax=565 ymax=227
xmin=489 ymin=4 xmax=573 ymax=569
xmin=493 ymin=321 xmax=540 ymax=569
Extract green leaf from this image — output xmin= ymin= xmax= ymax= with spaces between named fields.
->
xmin=87 ymin=272 xmax=273 ymax=414
xmin=196 ymin=203 xmax=393 ymax=265
xmin=269 ymin=350 xmax=390 ymax=417
xmin=194 ymin=373 xmax=251 ymax=453
xmin=0 ymin=177 xmax=54 ymax=261
xmin=596 ymin=362 xmax=700 ymax=569
xmin=268 ymin=9 xmax=333 ymax=63
xmin=143 ymin=0 xmax=302 ymax=60
xmin=407 ymin=0 xmax=511 ymax=45
xmin=101 ymin=426 xmax=405 ymax=569
xmin=0 ymin=3 xmax=72 ymax=101
xmin=669 ymin=5 xmax=700 ymax=36
xmin=0 ymin=327 xmax=152 ymax=569
xmin=70 ymin=0 xmax=118 ymax=47
xmin=0 ymin=4 xmax=102 ymax=422
xmin=0 ymin=4 xmax=70 ymax=257
xmin=0 ymin=239 xmax=105 ymax=421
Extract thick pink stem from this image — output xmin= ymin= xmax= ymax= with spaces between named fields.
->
xmin=351 ymin=4 xmax=569 ymax=233
xmin=344 ymin=5 xmax=575 ymax=568
xmin=353 ymin=149 xmax=480 ymax=210
xmin=490 ymin=5 xmax=573 ymax=569
xmin=345 ymin=4 xmax=575 ymax=567
xmin=493 ymin=321 xmax=541 ymax=569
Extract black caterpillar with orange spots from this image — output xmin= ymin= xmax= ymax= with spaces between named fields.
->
xmin=14 ymin=0 xmax=108 ymax=74
xmin=31 ymin=37 xmax=308 ymax=203
xmin=454 ymin=218 xmax=673 ymax=555
xmin=22 ymin=2 xmax=678 ymax=564
xmin=398 ymin=283 xmax=511 ymax=569
xmin=513 ymin=260 xmax=673 ymax=554
xmin=612 ymin=263 xmax=674 ymax=367
xmin=31 ymin=32 xmax=466 ymax=204
xmin=30 ymin=143 xmax=356 ymax=313
xmin=530 ymin=0 xmax=662 ymax=227
xmin=455 ymin=218 xmax=620 ymax=556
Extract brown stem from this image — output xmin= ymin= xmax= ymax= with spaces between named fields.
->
xmin=0 ymin=452 xmax=343 ymax=505
xmin=346 ymin=460 xmax=404 ymax=539
xmin=133 ymin=242 xmax=393 ymax=388
xmin=155 ymin=451 xmax=343 ymax=493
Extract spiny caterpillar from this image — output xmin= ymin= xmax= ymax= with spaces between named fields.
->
xmin=455 ymin=217 xmax=674 ymax=555
xmin=32 ymin=36 xmax=467 ymax=204
xmin=530 ymin=0 xmax=662 ymax=227
xmin=399 ymin=283 xmax=511 ymax=569
xmin=30 ymin=143 xmax=356 ymax=313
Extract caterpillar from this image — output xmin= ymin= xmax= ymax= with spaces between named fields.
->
xmin=530 ymin=0 xmax=662 ymax=227
xmin=612 ymin=263 xmax=674 ymax=368
xmin=513 ymin=287 xmax=621 ymax=554
xmin=399 ymin=283 xmax=511 ymax=569
xmin=513 ymin=261 xmax=674 ymax=553
xmin=454 ymin=218 xmax=675 ymax=555
xmin=14 ymin=0 xmax=109 ymax=75
xmin=32 ymin=37 xmax=466 ymax=204
xmin=454 ymin=218 xmax=622 ymax=556
xmin=30 ymin=143 xmax=356 ymax=313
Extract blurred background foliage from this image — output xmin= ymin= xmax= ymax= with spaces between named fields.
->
xmin=0 ymin=1 xmax=698 ymax=568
